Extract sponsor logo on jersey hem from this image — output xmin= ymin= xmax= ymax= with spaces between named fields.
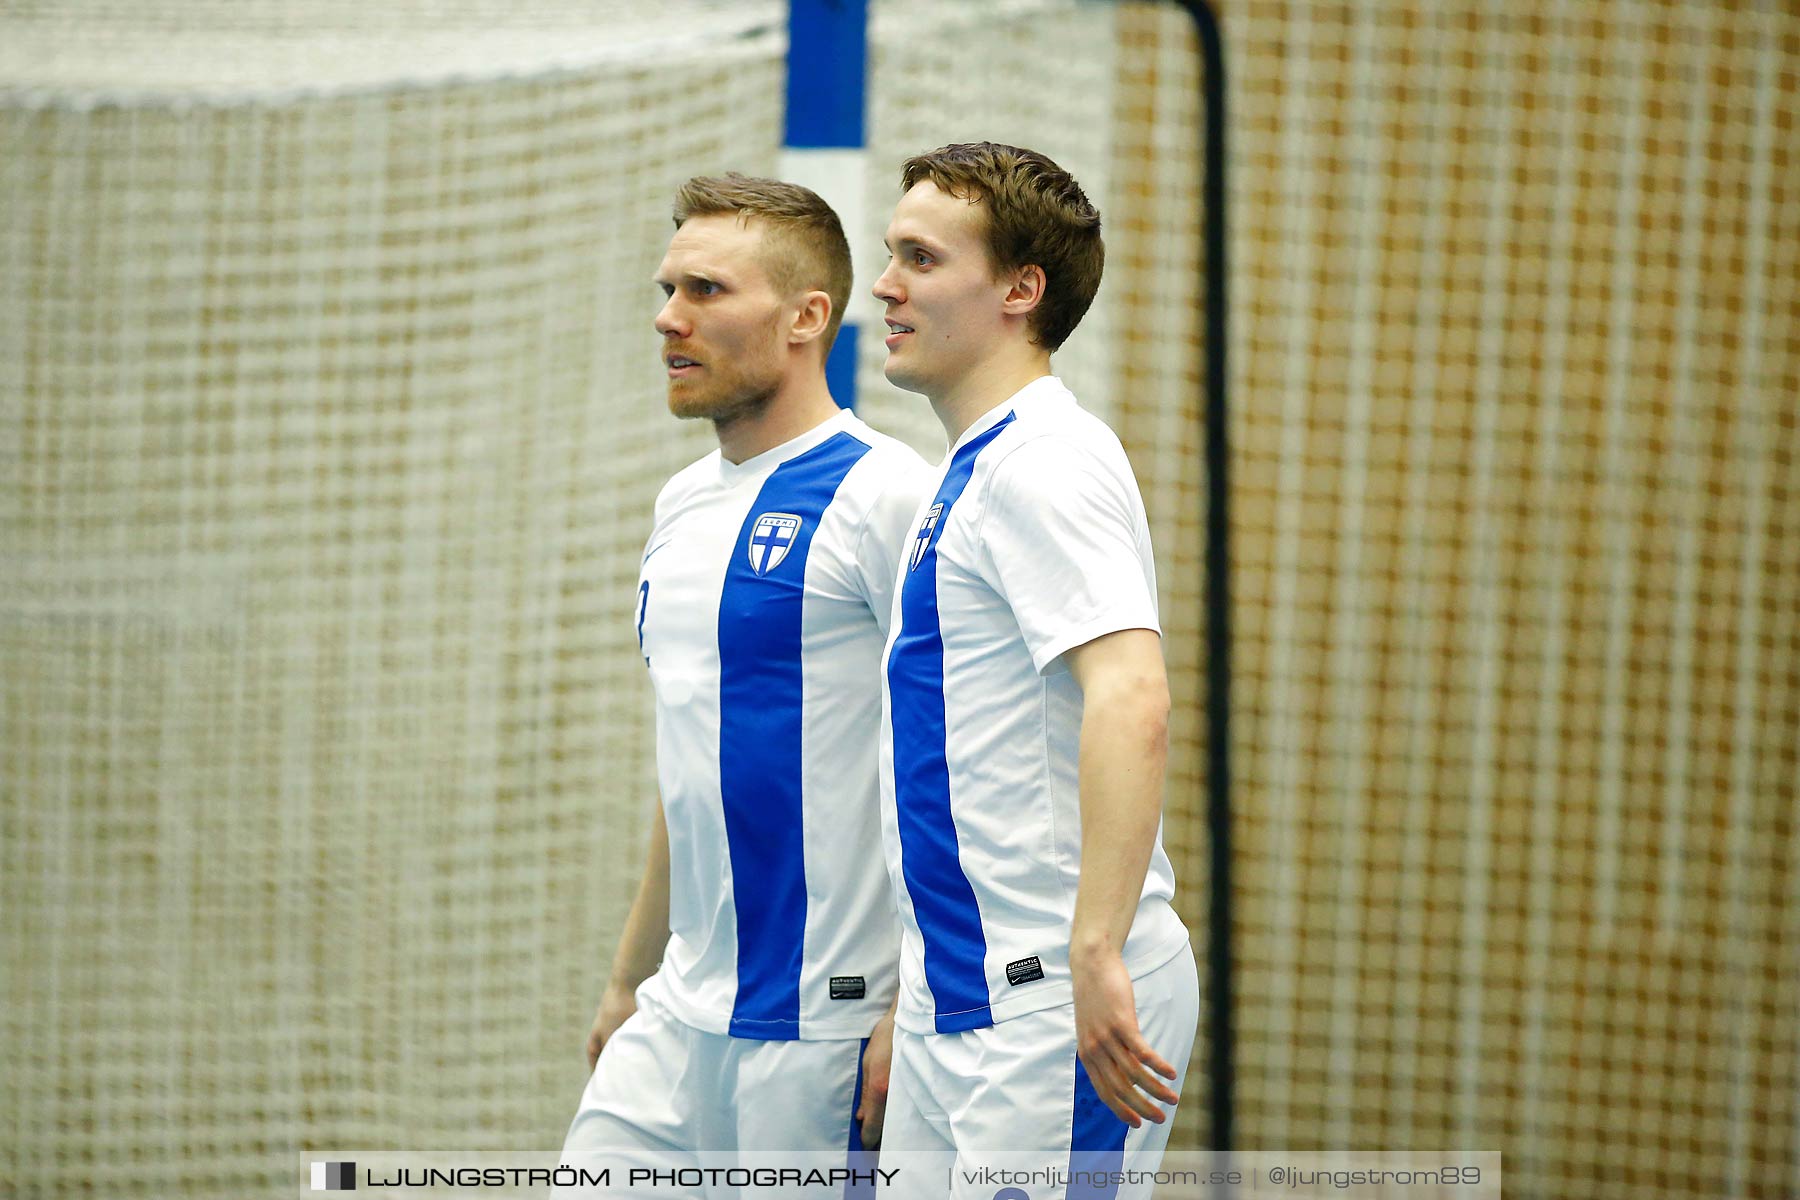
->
xmin=747 ymin=513 xmax=802 ymax=575
xmin=828 ymin=976 xmax=867 ymax=1000
xmin=1005 ymin=956 xmax=1045 ymax=986
xmin=909 ymin=503 xmax=945 ymax=570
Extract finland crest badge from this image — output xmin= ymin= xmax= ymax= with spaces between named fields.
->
xmin=909 ymin=502 xmax=945 ymax=571
xmin=747 ymin=513 xmax=802 ymax=575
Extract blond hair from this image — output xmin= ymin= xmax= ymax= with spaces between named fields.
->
xmin=673 ymin=174 xmax=854 ymax=353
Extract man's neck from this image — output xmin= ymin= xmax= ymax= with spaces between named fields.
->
xmin=931 ymin=352 xmax=1053 ymax=446
xmin=715 ymin=375 xmax=842 ymax=465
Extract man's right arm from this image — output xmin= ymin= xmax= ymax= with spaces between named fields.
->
xmin=584 ymin=802 xmax=670 ymax=1071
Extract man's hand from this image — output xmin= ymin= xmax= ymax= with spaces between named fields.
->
xmin=855 ymin=1008 xmax=896 ymax=1148
xmin=584 ymin=805 xmax=669 ymax=1072
xmin=585 ymin=985 xmax=638 ymax=1072
xmin=1071 ymin=945 xmax=1179 ymax=1127
xmin=1063 ymin=628 xmax=1178 ymax=1125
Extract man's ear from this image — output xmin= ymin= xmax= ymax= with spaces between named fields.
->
xmin=789 ymin=290 xmax=833 ymax=346
xmin=1000 ymin=264 xmax=1047 ymax=318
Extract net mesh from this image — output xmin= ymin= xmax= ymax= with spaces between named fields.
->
xmin=3 ymin=7 xmax=786 ymax=1193
xmin=1108 ymin=2 xmax=1797 ymax=1195
xmin=0 ymin=1 xmax=786 ymax=98
xmin=4 ymin=2 xmax=1797 ymax=1198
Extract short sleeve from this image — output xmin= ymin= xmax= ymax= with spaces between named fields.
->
xmin=854 ymin=453 xmax=937 ymax=637
xmin=977 ymin=436 xmax=1161 ymax=674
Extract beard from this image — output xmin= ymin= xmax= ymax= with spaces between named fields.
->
xmin=664 ymin=311 xmax=784 ymax=428
xmin=665 ymin=364 xmax=780 ymax=428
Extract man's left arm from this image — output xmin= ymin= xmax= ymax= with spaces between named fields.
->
xmin=1065 ymin=628 xmax=1181 ymax=1128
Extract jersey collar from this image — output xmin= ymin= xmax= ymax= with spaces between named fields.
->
xmin=716 ymin=408 xmax=857 ymax=485
xmin=948 ymin=375 xmax=1071 ymax=455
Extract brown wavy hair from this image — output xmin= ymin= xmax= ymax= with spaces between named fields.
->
xmin=899 ymin=142 xmax=1103 ymax=351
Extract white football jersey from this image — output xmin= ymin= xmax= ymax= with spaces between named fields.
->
xmin=879 ymin=377 xmax=1189 ymax=1035
xmin=636 ymin=409 xmax=934 ymax=1041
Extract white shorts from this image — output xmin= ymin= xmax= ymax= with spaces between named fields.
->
xmin=558 ymin=990 xmax=874 ymax=1196
xmin=881 ymin=947 xmax=1199 ymax=1199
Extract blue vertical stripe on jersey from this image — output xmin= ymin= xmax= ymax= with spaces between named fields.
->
xmin=844 ymin=1036 xmax=875 ymax=1198
xmin=885 ymin=411 xmax=1015 ymax=1033
xmin=1069 ymin=1056 xmax=1129 ymax=1199
xmin=719 ymin=431 xmax=872 ymax=1039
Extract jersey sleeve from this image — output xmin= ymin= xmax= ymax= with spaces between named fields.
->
xmin=853 ymin=452 xmax=937 ymax=637
xmin=977 ymin=435 xmax=1161 ymax=674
